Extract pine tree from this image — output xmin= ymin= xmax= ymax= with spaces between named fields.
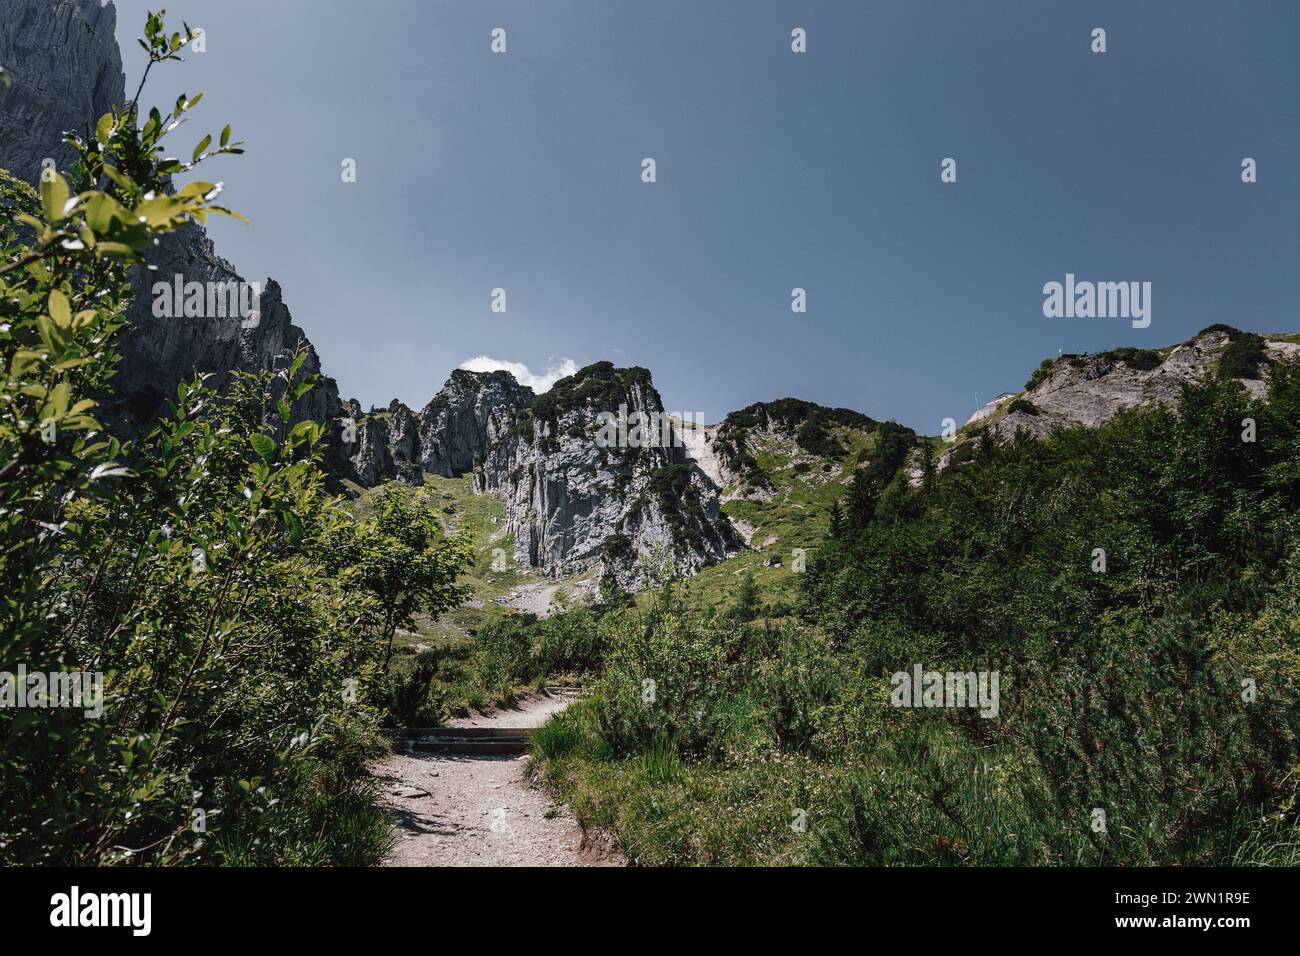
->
xmin=829 ymin=499 xmax=843 ymax=538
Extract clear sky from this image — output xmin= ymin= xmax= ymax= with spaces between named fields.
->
xmin=110 ymin=0 xmax=1300 ymax=430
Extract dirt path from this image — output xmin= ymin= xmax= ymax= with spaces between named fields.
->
xmin=372 ymin=694 xmax=616 ymax=867
xmin=499 ymin=582 xmax=560 ymax=618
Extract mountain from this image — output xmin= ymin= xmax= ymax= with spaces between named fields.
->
xmin=9 ymin=3 xmax=1297 ymax=597
xmin=476 ymin=362 xmax=742 ymax=589
xmin=0 ymin=0 xmax=342 ymax=437
xmin=940 ymin=326 xmax=1300 ymax=469
xmin=342 ymin=363 xmax=743 ymax=590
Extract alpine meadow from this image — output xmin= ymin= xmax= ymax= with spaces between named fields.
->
xmin=1 ymin=1 xmax=1298 ymax=929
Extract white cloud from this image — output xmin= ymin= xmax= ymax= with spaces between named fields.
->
xmin=458 ymin=355 xmax=579 ymax=393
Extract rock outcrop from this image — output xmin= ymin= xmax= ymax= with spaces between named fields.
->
xmin=335 ymin=369 xmax=534 ymax=487
xmin=339 ymin=363 xmax=742 ymax=589
xmin=935 ymin=327 xmax=1300 ymax=474
xmin=473 ymin=362 xmax=741 ymax=590
xmin=417 ymin=369 xmax=535 ymax=477
xmin=992 ymin=328 xmax=1296 ymax=441
xmin=0 ymin=0 xmax=342 ymax=439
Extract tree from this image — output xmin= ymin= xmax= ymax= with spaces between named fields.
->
xmin=920 ymin=440 xmax=936 ymax=493
xmin=0 ymin=11 xmax=437 ymax=865
xmin=731 ymin=570 xmax=761 ymax=622
xmin=334 ymin=485 xmax=473 ymax=671
xmin=828 ymin=499 xmax=843 ymax=538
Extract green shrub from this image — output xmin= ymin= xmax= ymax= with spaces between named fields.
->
xmin=1218 ymin=330 xmax=1270 ymax=380
xmin=0 ymin=11 xmax=472 ymax=865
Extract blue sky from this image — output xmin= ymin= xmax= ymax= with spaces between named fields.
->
xmin=111 ymin=0 xmax=1300 ymax=430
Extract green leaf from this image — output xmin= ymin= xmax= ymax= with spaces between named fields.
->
xmin=134 ymin=194 xmax=184 ymax=227
xmin=249 ymin=433 xmax=276 ymax=462
xmin=85 ymin=193 xmax=127 ymax=232
xmin=220 ymin=124 xmax=231 ymax=147
xmin=47 ymin=290 xmax=72 ymax=328
xmin=41 ymin=172 xmax=70 ymax=222
xmin=102 ymin=165 xmax=137 ymax=193
xmin=95 ymin=112 xmax=115 ymax=144
xmin=46 ymin=382 xmax=71 ymax=417
xmin=192 ymin=134 xmax=211 ymax=164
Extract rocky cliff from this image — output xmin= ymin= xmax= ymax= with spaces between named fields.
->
xmin=938 ymin=326 xmax=1300 ymax=470
xmin=0 ymin=0 xmax=123 ymax=186
xmin=473 ymin=362 xmax=741 ymax=590
xmin=0 ymin=0 xmax=342 ymax=437
xmin=338 ymin=369 xmax=534 ymax=487
xmin=341 ymin=363 xmax=741 ymax=589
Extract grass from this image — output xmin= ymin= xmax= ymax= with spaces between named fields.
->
xmin=534 ymin=700 xmax=840 ymax=866
xmin=646 ymin=421 xmax=879 ymax=617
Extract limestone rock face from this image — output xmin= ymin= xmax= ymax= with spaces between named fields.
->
xmin=339 ymin=364 xmax=741 ymax=589
xmin=0 ymin=0 xmax=124 ymax=185
xmin=933 ymin=328 xmax=1299 ymax=476
xmin=473 ymin=363 xmax=742 ymax=590
xmin=108 ymin=230 xmax=342 ymax=433
xmin=334 ymin=370 xmax=534 ymax=487
xmin=0 ymin=0 xmax=342 ymax=438
xmin=417 ymin=369 xmax=536 ymax=477
xmin=993 ymin=329 xmax=1292 ymax=442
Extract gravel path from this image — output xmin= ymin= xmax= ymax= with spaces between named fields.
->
xmin=498 ymin=582 xmax=560 ymax=618
xmin=373 ymin=694 xmax=617 ymax=867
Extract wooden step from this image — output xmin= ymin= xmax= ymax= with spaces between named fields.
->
xmin=399 ymin=726 xmax=537 ymax=739
xmin=404 ymin=737 xmax=531 ymax=756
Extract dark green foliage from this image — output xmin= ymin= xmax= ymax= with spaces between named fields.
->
xmin=536 ymin=364 xmax=1300 ymax=866
xmin=1219 ymin=331 xmax=1270 ymax=380
xmin=602 ymin=532 xmax=633 ymax=560
xmin=0 ymin=12 xmax=470 ymax=865
xmin=1007 ymin=398 xmax=1040 ymax=416
xmin=528 ymin=362 xmax=654 ymax=428
xmin=647 ymin=463 xmax=708 ymax=551
xmin=1025 ymin=357 xmax=1057 ymax=390
xmin=713 ymin=398 xmax=903 ymax=488
xmin=1101 ymin=347 xmax=1163 ymax=371
xmin=731 ymin=571 xmax=761 ymax=622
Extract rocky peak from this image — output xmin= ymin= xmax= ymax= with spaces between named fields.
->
xmin=474 ymin=362 xmax=741 ymax=590
xmin=417 ymin=368 xmax=535 ymax=477
xmin=337 ymin=368 xmax=533 ymax=488
xmin=935 ymin=326 xmax=1300 ymax=474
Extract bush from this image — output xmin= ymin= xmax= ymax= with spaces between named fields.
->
xmin=1218 ymin=330 xmax=1271 ymax=380
xmin=532 ymin=363 xmax=1300 ymax=866
xmin=0 ymin=12 xmax=470 ymax=865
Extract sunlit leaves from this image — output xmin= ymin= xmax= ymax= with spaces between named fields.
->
xmin=39 ymin=172 xmax=70 ymax=223
xmin=248 ymin=433 xmax=277 ymax=462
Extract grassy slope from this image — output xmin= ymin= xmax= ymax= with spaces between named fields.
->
xmin=654 ymin=422 xmax=882 ymax=616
